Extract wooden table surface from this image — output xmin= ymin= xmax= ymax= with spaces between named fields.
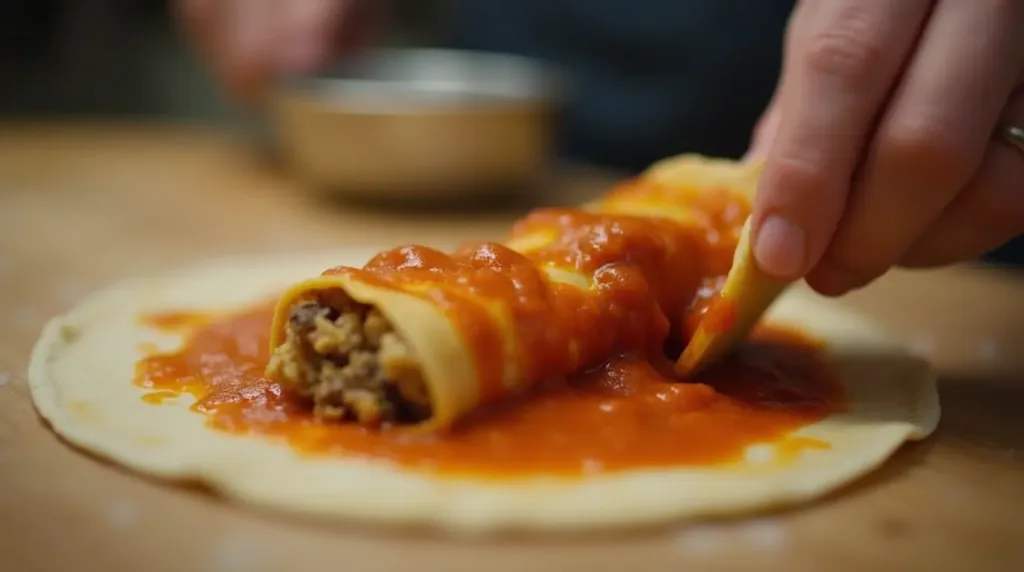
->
xmin=1 ymin=122 xmax=1023 ymax=572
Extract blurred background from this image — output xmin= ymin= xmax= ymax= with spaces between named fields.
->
xmin=0 ymin=0 xmax=789 ymax=171
xmin=0 ymin=0 xmax=1019 ymax=262
xmin=0 ymin=0 xmax=448 ymax=130
xmin=2 ymin=8 xmax=1023 ymax=571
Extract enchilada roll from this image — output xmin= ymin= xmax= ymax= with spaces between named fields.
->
xmin=266 ymin=155 xmax=764 ymax=430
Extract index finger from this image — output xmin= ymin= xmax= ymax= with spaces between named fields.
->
xmin=750 ymin=0 xmax=933 ymax=279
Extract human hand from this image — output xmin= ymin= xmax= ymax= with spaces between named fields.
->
xmin=174 ymin=0 xmax=384 ymax=103
xmin=746 ymin=0 xmax=1024 ymax=296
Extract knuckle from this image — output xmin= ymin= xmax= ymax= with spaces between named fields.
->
xmin=774 ymin=154 xmax=826 ymax=187
xmin=801 ymin=26 xmax=886 ymax=83
xmin=764 ymin=154 xmax=833 ymax=205
xmin=761 ymin=152 xmax=851 ymax=233
xmin=761 ymin=152 xmax=852 ymax=265
xmin=880 ymin=119 xmax=977 ymax=183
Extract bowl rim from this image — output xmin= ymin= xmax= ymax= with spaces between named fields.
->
xmin=274 ymin=47 xmax=569 ymax=113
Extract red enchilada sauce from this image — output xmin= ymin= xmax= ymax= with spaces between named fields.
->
xmin=319 ymin=207 xmax=711 ymax=405
xmin=134 ymin=181 xmax=843 ymax=477
xmin=136 ymin=305 xmax=840 ymax=476
xmin=314 ymin=185 xmax=746 ymax=407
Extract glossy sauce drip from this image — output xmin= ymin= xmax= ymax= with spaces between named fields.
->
xmin=319 ymin=180 xmax=749 ymax=404
xmin=135 ymin=305 xmax=843 ymax=477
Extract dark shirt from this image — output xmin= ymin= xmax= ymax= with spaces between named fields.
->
xmin=445 ymin=0 xmax=794 ymax=173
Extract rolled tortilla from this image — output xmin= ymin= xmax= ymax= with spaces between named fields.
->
xmin=266 ymin=155 xmax=763 ymax=430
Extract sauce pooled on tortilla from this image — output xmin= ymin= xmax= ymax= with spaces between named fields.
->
xmin=135 ymin=304 xmax=841 ymax=478
xmin=133 ymin=178 xmax=841 ymax=477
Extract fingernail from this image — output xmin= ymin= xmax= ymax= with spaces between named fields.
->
xmin=754 ymin=215 xmax=807 ymax=278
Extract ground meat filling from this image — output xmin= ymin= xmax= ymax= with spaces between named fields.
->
xmin=266 ymin=295 xmax=431 ymax=425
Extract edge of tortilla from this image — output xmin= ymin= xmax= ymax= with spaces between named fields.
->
xmin=28 ymin=248 xmax=940 ymax=534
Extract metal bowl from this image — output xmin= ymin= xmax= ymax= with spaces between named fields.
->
xmin=271 ymin=48 xmax=566 ymax=203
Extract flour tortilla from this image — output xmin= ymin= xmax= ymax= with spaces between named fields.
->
xmin=29 ymin=248 xmax=940 ymax=533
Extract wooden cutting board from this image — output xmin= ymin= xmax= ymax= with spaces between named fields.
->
xmin=1 ymin=123 xmax=1022 ymax=572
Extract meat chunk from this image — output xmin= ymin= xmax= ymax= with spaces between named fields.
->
xmin=266 ymin=294 xmax=431 ymax=425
